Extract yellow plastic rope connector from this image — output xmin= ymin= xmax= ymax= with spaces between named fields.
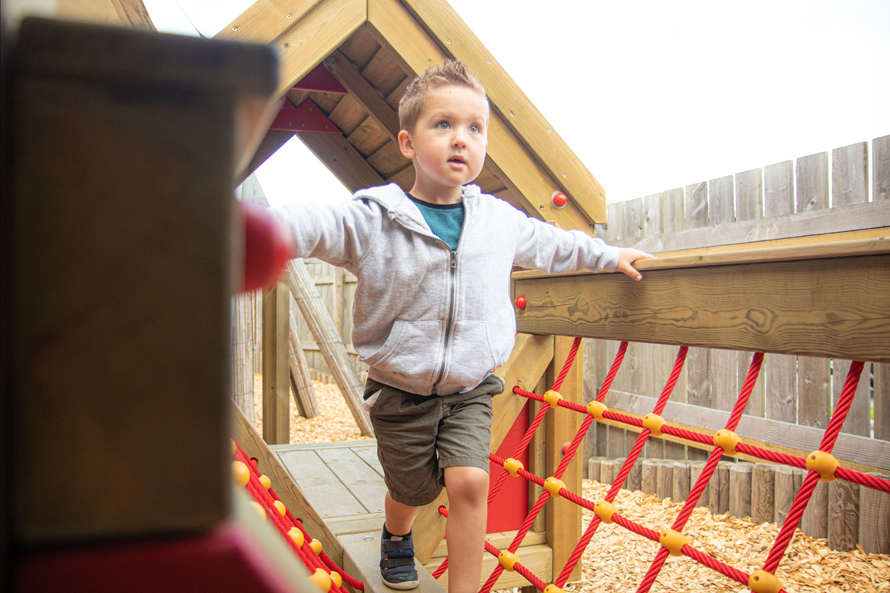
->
xmin=544 ymin=585 xmax=564 ymax=593
xmin=309 ymin=539 xmax=322 ymax=555
xmin=498 ymin=550 xmax=520 ymax=572
xmin=544 ymin=476 xmax=565 ymax=498
xmin=642 ymin=413 xmax=666 ymax=437
xmin=309 ymin=568 xmax=332 ymax=592
xmin=259 ymin=474 xmax=272 ymax=490
xmin=586 ymin=400 xmax=608 ymax=420
xmin=658 ymin=528 xmax=688 ymax=556
xmin=593 ymin=500 xmax=618 ymax=524
xmin=288 ymin=526 xmax=305 ymax=547
xmin=713 ymin=429 xmax=741 ymax=456
xmin=748 ymin=569 xmax=783 ymax=593
xmin=273 ymin=500 xmax=287 ymax=516
xmin=232 ymin=461 xmax=251 ymax=487
xmin=504 ymin=457 xmax=524 ymax=477
xmin=543 ymin=390 xmax=563 ymax=409
xmin=806 ymin=450 xmax=839 ymax=482
xmin=330 ymin=572 xmax=342 ymax=588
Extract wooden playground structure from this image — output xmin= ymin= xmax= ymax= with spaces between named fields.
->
xmin=3 ymin=1 xmax=889 ymax=593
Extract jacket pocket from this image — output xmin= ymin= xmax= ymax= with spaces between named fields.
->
xmin=360 ymin=319 xmax=444 ymax=387
xmin=445 ymin=321 xmax=498 ymax=387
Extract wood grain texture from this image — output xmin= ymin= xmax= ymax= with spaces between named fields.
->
xmin=263 ymin=282 xmax=291 ymax=444
xmin=514 ymin=253 xmax=890 ymax=363
xmin=859 ymin=473 xmax=890 ymax=554
xmin=797 ymin=151 xmax=829 ymax=212
xmin=828 ymin=479 xmax=860 ymax=552
xmin=729 ymin=462 xmax=753 ymax=519
xmin=875 ymin=135 xmax=890 ymax=201
xmin=764 ymin=160 xmax=794 ymax=218
xmin=801 ymin=480 xmax=829 ymax=539
xmin=832 ymin=142 xmax=869 ymax=206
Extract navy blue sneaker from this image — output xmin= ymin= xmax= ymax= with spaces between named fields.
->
xmin=380 ymin=525 xmax=419 ymax=590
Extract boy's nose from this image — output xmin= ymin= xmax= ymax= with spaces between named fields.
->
xmin=451 ymin=133 xmax=467 ymax=148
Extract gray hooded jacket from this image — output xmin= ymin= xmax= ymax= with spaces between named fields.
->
xmin=276 ymin=183 xmax=619 ymax=396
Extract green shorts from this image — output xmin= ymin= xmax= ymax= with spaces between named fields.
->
xmin=364 ymin=374 xmax=506 ymax=507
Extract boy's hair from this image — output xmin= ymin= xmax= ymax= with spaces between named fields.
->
xmin=398 ymin=60 xmax=488 ymax=133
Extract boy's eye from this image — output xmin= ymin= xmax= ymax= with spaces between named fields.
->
xmin=437 ymin=121 xmax=450 ymax=129
xmin=469 ymin=124 xmax=480 ymax=133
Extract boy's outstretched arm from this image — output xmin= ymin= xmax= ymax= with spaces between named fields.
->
xmin=616 ymin=248 xmax=656 ymax=281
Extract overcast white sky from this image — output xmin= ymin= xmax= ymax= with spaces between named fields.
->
xmin=143 ymin=0 xmax=890 ymax=207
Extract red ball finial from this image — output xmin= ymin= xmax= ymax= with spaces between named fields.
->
xmin=515 ymin=295 xmax=527 ymax=310
xmin=551 ymin=191 xmax=568 ymax=209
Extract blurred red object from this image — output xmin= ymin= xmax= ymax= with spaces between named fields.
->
xmin=240 ymin=201 xmax=293 ymax=292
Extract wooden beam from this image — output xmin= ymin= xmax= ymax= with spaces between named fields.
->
xmin=367 ymin=0 xmax=597 ymax=231
xmin=412 ymin=333 xmax=555 ymax=564
xmin=231 ymin=403 xmax=345 ymax=567
xmin=297 ymin=130 xmax=386 ymax=192
xmin=600 ymin=390 xmax=890 ymax=474
xmin=545 ymin=336 xmax=582 ymax=583
xmin=263 ymin=282 xmax=291 ymax=445
xmin=218 ymin=0 xmax=367 ymax=98
xmin=324 ymin=50 xmax=400 ymax=138
xmin=110 ymin=0 xmax=155 ymax=30
xmin=514 ymin=241 xmax=890 ymax=363
xmin=400 ymin=0 xmax=607 ymax=223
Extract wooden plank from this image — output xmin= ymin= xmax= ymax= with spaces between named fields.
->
xmin=656 ymin=460 xmax=673 ymax=500
xmin=316 ymin=447 xmax=387 ymax=512
xmin=325 ymin=50 xmax=400 ymax=137
xmin=340 ymin=531 xmax=447 ymax=593
xmin=289 ymin=296 xmax=319 ymax=418
xmin=876 ymin=364 xmax=890 ymax=441
xmin=232 ymin=292 xmax=255 ymax=419
xmin=231 ymin=404 xmax=344 ymax=566
xmin=797 ymin=151 xmax=829 ymax=212
xmin=278 ymin=450 xmax=367 ymax=519
xmin=709 ymin=461 xmax=732 ymax=515
xmin=398 ymin=0 xmax=608 ymax=223
xmin=111 ymin=0 xmax=156 ymax=30
xmin=801 ymin=480 xmax=829 ymax=539
xmin=729 ymin=462 xmax=753 ymax=519
xmin=832 ymin=142 xmax=869 ymax=206
xmin=833 ymin=360 xmax=870 ymax=437
xmin=429 ymin=530 xmax=547 ymax=560
xmin=238 ymin=129 xmax=294 ymax=187
xmin=263 ymin=282 xmax=291 ymax=444
xmin=709 ymin=175 xmax=735 ymax=225
xmin=326 ymin=514 xmax=387 ymax=536
xmin=513 ymin=251 xmax=890 ymax=363
xmin=217 ymin=0 xmax=326 ymax=43
xmin=288 ymin=260 xmax=373 ymax=436
xmin=685 ymin=181 xmax=709 ymax=228
xmin=875 ymin=135 xmax=890 ymax=201
xmin=798 ymin=356 xmax=830 ymax=429
xmin=634 ymin=202 xmax=890 ymax=254
xmin=596 ymin=390 xmax=890 ymax=473
xmin=735 ymin=168 xmax=763 ymax=222
xmin=367 ymin=0 xmax=597 ymax=231
xmin=710 ymin=348 xmax=738 ymax=412
xmin=859 ymin=473 xmax=890 ymax=554
xmin=828 ymin=479 xmax=860 ymax=552
xmin=352 ymin=444 xmax=385 ymax=477
xmin=774 ymin=466 xmax=804 ymax=525
xmin=545 ymin=336 xmax=583 ymax=583
xmin=764 ymin=160 xmax=794 ymax=218
xmin=765 ymin=354 xmax=796 ymax=423
xmin=751 ymin=463 xmax=775 ymax=525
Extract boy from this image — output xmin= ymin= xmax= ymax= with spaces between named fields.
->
xmin=276 ymin=61 xmax=653 ymax=592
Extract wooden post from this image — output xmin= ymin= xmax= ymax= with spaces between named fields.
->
xmin=600 ymin=459 xmax=620 ymax=488
xmin=709 ymin=461 xmax=732 ymax=515
xmin=774 ymin=466 xmax=804 ymax=526
xmin=287 ymin=260 xmax=373 ymax=436
xmin=545 ymin=336 xmax=583 ymax=583
xmin=729 ymin=463 xmax=753 ymax=519
xmin=751 ymin=464 xmax=776 ymax=525
xmin=689 ymin=461 xmax=708 ymax=508
xmin=672 ymin=461 xmax=690 ymax=503
xmin=627 ymin=459 xmax=643 ymax=493
xmin=231 ymin=292 xmax=255 ymax=419
xmin=587 ymin=457 xmax=605 ymax=483
xmin=262 ymin=282 xmax=290 ymax=445
xmin=801 ymin=480 xmax=829 ymax=539
xmin=641 ymin=459 xmax=658 ymax=495
xmin=828 ymin=479 xmax=860 ymax=552
xmin=859 ymin=473 xmax=890 ymax=554
xmin=656 ymin=460 xmax=673 ymax=500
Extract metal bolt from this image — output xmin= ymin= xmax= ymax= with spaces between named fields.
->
xmin=563 ymin=173 xmax=567 ymax=178
xmin=447 ymin=39 xmax=452 ymax=44
xmin=283 ymin=43 xmax=289 ymax=48
xmin=232 ymin=26 xmax=238 ymax=31
xmin=510 ymin=111 xmax=514 ymax=116
xmin=287 ymin=13 xmax=292 ymax=18
xmin=363 ymin=535 xmax=375 ymax=541
xmin=547 ymin=129 xmax=551 ymax=133
xmin=487 ymin=59 xmax=491 ymax=64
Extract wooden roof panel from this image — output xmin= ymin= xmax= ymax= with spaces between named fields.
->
xmin=346 ymin=117 xmax=390 ymax=157
xmin=328 ymin=94 xmax=368 ymax=136
xmin=366 ymin=141 xmax=409 ymax=177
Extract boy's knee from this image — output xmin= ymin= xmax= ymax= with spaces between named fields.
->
xmin=444 ymin=466 xmax=489 ymax=503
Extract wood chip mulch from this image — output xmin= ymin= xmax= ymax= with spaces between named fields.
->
xmin=250 ymin=375 xmax=890 ymax=593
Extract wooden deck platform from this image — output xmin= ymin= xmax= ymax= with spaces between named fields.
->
xmin=270 ymin=440 xmax=552 ymax=591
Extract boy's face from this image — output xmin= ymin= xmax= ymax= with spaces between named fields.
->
xmin=398 ymin=84 xmax=488 ymax=202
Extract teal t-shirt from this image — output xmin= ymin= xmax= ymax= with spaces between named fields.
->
xmin=408 ymin=194 xmax=465 ymax=250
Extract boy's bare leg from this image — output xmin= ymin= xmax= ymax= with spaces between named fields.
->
xmin=443 ymin=465 xmax=490 ymax=593
xmin=384 ymin=491 xmax=418 ymax=535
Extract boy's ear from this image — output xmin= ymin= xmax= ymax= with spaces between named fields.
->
xmin=397 ymin=130 xmax=415 ymax=159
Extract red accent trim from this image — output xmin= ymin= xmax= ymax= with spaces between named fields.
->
xmin=293 ymin=63 xmax=347 ymax=94
xmin=269 ymin=99 xmax=342 ymax=134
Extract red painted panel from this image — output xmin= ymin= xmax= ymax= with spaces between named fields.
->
xmin=486 ymin=401 xmax=531 ymax=533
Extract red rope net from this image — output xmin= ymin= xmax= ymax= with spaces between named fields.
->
xmin=431 ymin=338 xmax=889 ymax=593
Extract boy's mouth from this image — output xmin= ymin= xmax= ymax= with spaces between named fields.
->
xmin=448 ymin=155 xmax=466 ymax=166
